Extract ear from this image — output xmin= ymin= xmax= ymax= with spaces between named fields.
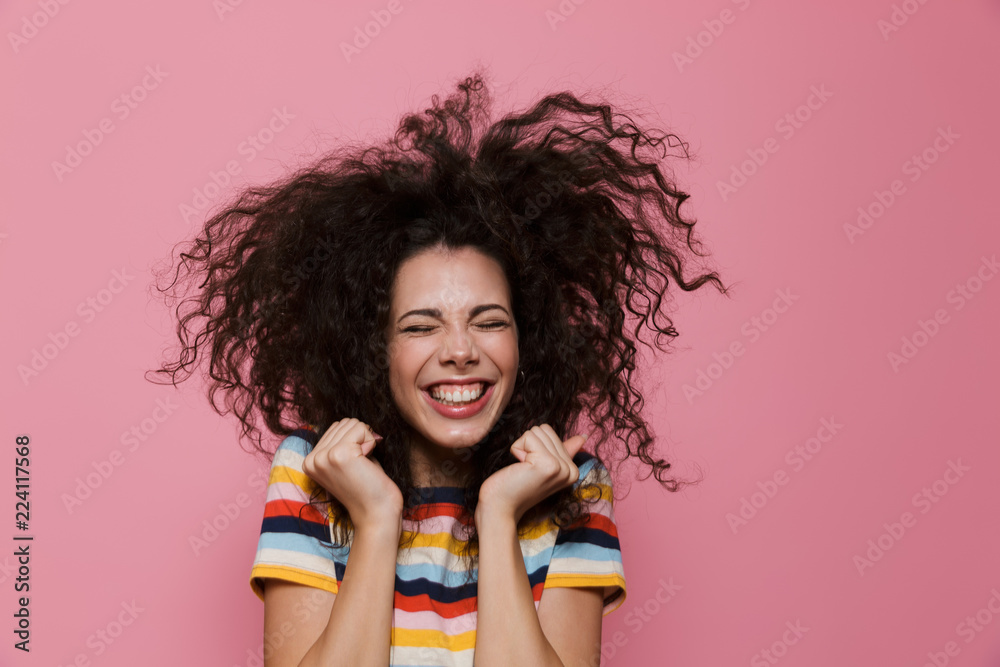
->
xmin=561 ymin=433 xmax=588 ymax=460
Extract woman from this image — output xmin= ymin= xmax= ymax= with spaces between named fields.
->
xmin=149 ymin=70 xmax=727 ymax=666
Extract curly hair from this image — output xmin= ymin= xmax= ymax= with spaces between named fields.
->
xmin=147 ymin=68 xmax=729 ymax=581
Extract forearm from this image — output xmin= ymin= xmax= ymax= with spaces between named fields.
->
xmin=299 ymin=520 xmax=400 ymax=667
xmin=473 ymin=509 xmax=564 ymax=667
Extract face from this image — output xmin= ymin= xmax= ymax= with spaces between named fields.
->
xmin=385 ymin=245 xmax=519 ymax=461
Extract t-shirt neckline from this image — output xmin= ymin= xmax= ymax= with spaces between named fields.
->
xmin=410 ymin=485 xmax=468 ymax=504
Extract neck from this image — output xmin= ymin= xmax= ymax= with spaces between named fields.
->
xmin=407 ymin=431 xmax=475 ymax=487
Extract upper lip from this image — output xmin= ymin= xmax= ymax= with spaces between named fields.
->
xmin=420 ymin=376 xmax=495 ymax=390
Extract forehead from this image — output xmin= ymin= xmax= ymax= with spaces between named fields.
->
xmin=390 ymin=246 xmax=511 ymax=312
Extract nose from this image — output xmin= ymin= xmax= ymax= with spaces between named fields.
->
xmin=438 ymin=325 xmax=479 ymax=366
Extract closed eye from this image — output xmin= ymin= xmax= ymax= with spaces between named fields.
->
xmin=402 ymin=321 xmax=510 ymax=333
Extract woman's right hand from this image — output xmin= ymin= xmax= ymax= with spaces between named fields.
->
xmin=301 ymin=418 xmax=403 ymax=532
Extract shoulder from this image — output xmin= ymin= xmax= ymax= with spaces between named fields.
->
xmin=265 ymin=426 xmax=323 ymax=490
xmin=272 ymin=425 xmax=321 ymax=459
xmin=571 ymin=450 xmax=614 ymax=495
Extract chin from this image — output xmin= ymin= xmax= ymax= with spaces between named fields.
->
xmin=427 ymin=427 xmax=489 ymax=449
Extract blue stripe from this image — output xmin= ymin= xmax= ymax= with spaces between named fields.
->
xmin=551 ymin=539 xmax=623 ymax=564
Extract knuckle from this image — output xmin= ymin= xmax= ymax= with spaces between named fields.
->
xmin=539 ymin=457 xmax=560 ymax=476
xmin=329 ymin=446 xmax=352 ymax=466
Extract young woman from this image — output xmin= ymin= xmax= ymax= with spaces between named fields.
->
xmin=149 ymin=70 xmax=727 ymax=666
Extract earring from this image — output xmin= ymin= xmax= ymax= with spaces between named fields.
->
xmin=520 ymin=369 xmax=526 ymax=382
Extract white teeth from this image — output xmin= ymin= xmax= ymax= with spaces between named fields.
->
xmin=429 ymin=382 xmax=485 ymax=405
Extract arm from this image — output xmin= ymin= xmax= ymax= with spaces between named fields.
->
xmin=474 ymin=507 xmax=562 ymax=666
xmin=473 ymin=508 xmax=604 ymax=667
xmin=263 ymin=518 xmax=401 ymax=667
xmin=473 ymin=425 xmax=615 ymax=665
xmin=537 ymin=586 xmax=604 ymax=666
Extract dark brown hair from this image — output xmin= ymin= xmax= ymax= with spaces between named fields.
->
xmin=148 ymin=68 xmax=729 ymax=577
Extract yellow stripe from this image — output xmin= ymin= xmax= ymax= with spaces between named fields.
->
xmin=391 ymin=627 xmax=477 ymax=651
xmin=271 ymin=464 xmax=318 ymax=492
xmin=249 ymin=565 xmax=340 ymax=601
xmin=543 ymin=572 xmax=624 ymax=590
xmin=576 ymin=480 xmax=613 ymax=503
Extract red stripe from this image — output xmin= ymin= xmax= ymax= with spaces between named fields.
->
xmin=576 ymin=512 xmax=618 ymax=538
xmin=264 ymin=498 xmax=328 ymax=524
xmin=404 ymin=503 xmax=474 ymax=524
xmin=394 ymin=591 xmax=478 ymax=617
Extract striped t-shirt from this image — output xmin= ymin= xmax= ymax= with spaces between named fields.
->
xmin=249 ymin=426 xmax=627 ymax=666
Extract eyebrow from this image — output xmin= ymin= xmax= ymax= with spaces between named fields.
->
xmin=397 ymin=304 xmax=510 ymax=323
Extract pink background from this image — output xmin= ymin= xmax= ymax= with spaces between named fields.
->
xmin=2 ymin=0 xmax=999 ymax=665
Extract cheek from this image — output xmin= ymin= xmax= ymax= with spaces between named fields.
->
xmin=502 ymin=336 xmax=519 ymax=369
xmin=387 ymin=347 xmax=420 ymax=396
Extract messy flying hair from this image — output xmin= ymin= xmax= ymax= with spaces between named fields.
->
xmin=148 ymin=69 xmax=728 ymax=578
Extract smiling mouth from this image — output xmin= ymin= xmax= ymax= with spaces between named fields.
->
xmin=427 ymin=381 xmax=489 ymax=406
xmin=421 ymin=381 xmax=495 ymax=418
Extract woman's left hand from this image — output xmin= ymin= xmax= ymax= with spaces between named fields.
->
xmin=477 ymin=424 xmax=588 ymax=524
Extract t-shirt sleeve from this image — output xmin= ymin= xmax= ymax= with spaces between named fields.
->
xmin=248 ymin=429 xmax=349 ymax=602
xmin=543 ymin=452 xmax=627 ymax=616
